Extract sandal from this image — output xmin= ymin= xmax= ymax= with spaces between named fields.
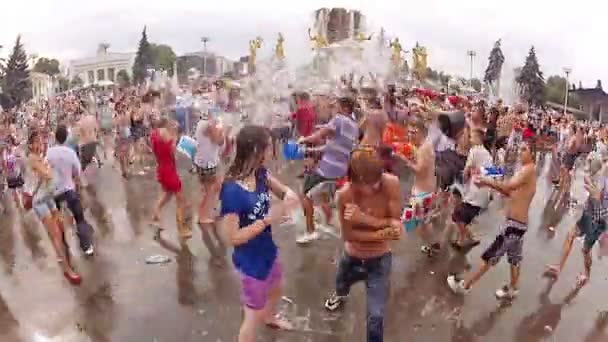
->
xmin=544 ymin=264 xmax=560 ymax=278
xmin=576 ymin=274 xmax=589 ymax=288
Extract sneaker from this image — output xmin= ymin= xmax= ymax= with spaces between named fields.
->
xmin=495 ymin=285 xmax=519 ymax=300
xmin=296 ymin=231 xmax=320 ymax=244
xmin=421 ymin=243 xmax=440 ymax=257
xmin=324 ymin=292 xmax=346 ymax=311
xmin=447 ymin=275 xmax=469 ymax=295
xmin=84 ymin=245 xmax=95 ymax=257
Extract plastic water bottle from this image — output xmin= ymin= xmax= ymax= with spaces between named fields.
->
xmin=283 ymin=140 xmax=305 ymax=160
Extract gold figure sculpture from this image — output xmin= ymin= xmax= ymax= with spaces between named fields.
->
xmin=412 ymin=42 xmax=428 ymax=80
xmin=275 ymin=33 xmax=285 ymax=60
xmin=389 ymin=38 xmax=404 ymax=67
xmin=354 ymin=32 xmax=373 ymax=43
xmin=308 ymin=28 xmax=329 ymax=50
xmin=249 ymin=37 xmax=263 ymax=67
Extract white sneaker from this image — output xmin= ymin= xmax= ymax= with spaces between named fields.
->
xmin=296 ymin=231 xmax=320 ymax=244
xmin=495 ymin=285 xmax=519 ymax=300
xmin=84 ymin=245 xmax=95 ymax=257
xmin=447 ymin=275 xmax=470 ymax=295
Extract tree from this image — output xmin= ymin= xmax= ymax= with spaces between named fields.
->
xmin=70 ymin=75 xmax=84 ymax=88
xmin=470 ymin=78 xmax=482 ymax=92
xmin=150 ymin=44 xmax=176 ymax=76
xmin=545 ymin=75 xmax=580 ymax=108
xmin=132 ymin=26 xmax=154 ymax=85
xmin=116 ymin=70 xmax=131 ymax=87
xmin=57 ymin=76 xmax=69 ymax=92
xmin=0 ymin=35 xmax=31 ymax=109
xmin=483 ymin=39 xmax=505 ymax=94
xmin=516 ymin=47 xmax=545 ymax=107
xmin=176 ymin=55 xmax=204 ymax=83
xmin=33 ymin=57 xmax=60 ymax=76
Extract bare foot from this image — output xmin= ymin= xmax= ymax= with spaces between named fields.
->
xmin=576 ymin=274 xmax=589 ymax=288
xmin=544 ymin=264 xmax=560 ymax=279
xmin=265 ymin=316 xmax=294 ymax=331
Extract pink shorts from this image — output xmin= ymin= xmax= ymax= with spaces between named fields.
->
xmin=238 ymin=259 xmax=282 ymax=310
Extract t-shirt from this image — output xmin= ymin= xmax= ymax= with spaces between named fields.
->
xmin=47 ymin=145 xmax=81 ymax=194
xmin=317 ymin=114 xmax=359 ymax=179
xmin=463 ymin=145 xmax=493 ymax=208
xmin=194 ymin=119 xmax=221 ymax=169
xmin=220 ymin=168 xmax=277 ymax=280
xmin=292 ymin=104 xmax=316 ymax=137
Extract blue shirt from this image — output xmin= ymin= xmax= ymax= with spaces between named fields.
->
xmin=220 ymin=168 xmax=277 ymax=280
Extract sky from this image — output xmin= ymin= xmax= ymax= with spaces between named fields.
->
xmin=0 ymin=0 xmax=605 ymax=86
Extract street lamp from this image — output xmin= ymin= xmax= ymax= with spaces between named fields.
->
xmin=467 ymin=50 xmax=476 ymax=88
xmin=563 ymin=67 xmax=572 ymax=116
xmin=201 ymin=37 xmax=210 ymax=77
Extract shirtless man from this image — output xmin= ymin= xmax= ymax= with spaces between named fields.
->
xmin=401 ymin=117 xmax=440 ymax=256
xmin=448 ymin=141 xmax=536 ymax=300
xmin=78 ymin=114 xmax=99 ymax=172
xmin=323 ymin=147 xmax=402 ymax=342
xmin=359 ymin=102 xmax=390 ymax=172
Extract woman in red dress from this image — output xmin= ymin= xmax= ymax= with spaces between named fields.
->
xmin=150 ymin=118 xmax=192 ymax=241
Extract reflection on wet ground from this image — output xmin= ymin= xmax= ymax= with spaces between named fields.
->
xmin=0 ymin=155 xmax=606 ymax=341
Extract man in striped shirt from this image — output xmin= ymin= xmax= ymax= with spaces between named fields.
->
xmin=297 ymin=97 xmax=359 ymax=244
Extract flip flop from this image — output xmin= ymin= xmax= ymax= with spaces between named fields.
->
xmin=544 ymin=264 xmax=560 ymax=278
xmin=265 ymin=316 xmax=294 ymax=331
xmin=576 ymin=274 xmax=589 ymax=288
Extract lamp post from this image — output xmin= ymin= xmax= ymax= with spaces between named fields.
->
xmin=563 ymin=67 xmax=571 ymax=116
xmin=201 ymin=37 xmax=210 ymax=78
xmin=467 ymin=50 xmax=476 ymax=88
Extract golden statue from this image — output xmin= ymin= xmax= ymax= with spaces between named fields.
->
xmin=249 ymin=37 xmax=263 ymax=67
xmin=354 ymin=32 xmax=373 ymax=43
xmin=389 ymin=38 xmax=404 ymax=67
xmin=308 ymin=28 xmax=329 ymax=50
xmin=275 ymin=33 xmax=285 ymax=60
xmin=412 ymin=42 xmax=428 ymax=80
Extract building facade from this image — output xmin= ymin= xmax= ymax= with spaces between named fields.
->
xmin=571 ymin=81 xmax=608 ymax=123
xmin=30 ymin=72 xmax=57 ymax=103
xmin=69 ymin=44 xmax=135 ymax=86
xmin=180 ymin=51 xmax=234 ymax=78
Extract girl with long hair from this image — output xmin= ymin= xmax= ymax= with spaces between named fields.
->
xmin=219 ymin=125 xmax=298 ymax=342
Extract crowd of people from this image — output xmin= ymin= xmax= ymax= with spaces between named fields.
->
xmin=0 ymin=79 xmax=607 ymax=342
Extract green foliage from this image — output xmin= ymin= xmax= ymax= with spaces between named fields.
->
xmin=132 ymin=26 xmax=154 ymax=85
xmin=57 ymin=77 xmax=69 ymax=92
xmin=116 ymin=70 xmax=131 ymax=87
xmin=150 ymin=44 xmax=176 ymax=76
xmin=516 ymin=47 xmax=545 ymax=107
xmin=484 ymin=39 xmax=505 ymax=84
xmin=470 ymin=78 xmax=482 ymax=92
xmin=176 ymin=55 xmax=204 ymax=83
xmin=33 ymin=57 xmax=60 ymax=76
xmin=70 ymin=75 xmax=84 ymax=88
xmin=0 ymin=35 xmax=31 ymax=109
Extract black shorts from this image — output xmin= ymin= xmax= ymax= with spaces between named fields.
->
xmin=452 ymin=202 xmax=481 ymax=226
xmin=303 ymin=172 xmax=332 ymax=195
xmin=481 ymin=219 xmax=527 ymax=266
xmin=195 ymin=164 xmax=218 ymax=183
xmin=271 ymin=126 xmax=291 ymax=143
xmin=562 ymin=153 xmax=577 ymax=170
xmin=7 ymin=176 xmax=24 ymax=189
xmin=80 ymin=142 xmax=97 ymax=170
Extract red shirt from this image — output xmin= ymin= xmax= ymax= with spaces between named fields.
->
xmin=292 ymin=104 xmax=317 ymax=137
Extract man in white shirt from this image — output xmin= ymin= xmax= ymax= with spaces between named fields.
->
xmin=449 ymin=129 xmax=492 ymax=250
xmin=47 ymin=125 xmax=95 ymax=256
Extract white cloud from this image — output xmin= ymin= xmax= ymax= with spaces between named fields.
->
xmin=1 ymin=0 xmax=606 ymax=85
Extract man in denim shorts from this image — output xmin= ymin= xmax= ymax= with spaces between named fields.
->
xmin=545 ymin=161 xmax=608 ymax=289
xmin=448 ymin=142 xmax=536 ymax=301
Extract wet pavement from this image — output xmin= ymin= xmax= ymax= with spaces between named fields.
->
xmin=0 ymin=154 xmax=607 ymax=342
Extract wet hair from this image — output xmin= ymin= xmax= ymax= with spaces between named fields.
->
xmin=348 ymin=146 xmax=384 ymax=185
xmin=297 ymin=92 xmax=310 ymax=102
xmin=28 ymin=130 xmax=39 ymax=146
xmin=225 ymin=125 xmax=271 ymax=181
xmin=55 ymin=124 xmax=68 ymax=144
xmin=156 ymin=117 xmax=170 ymax=129
xmin=338 ymin=96 xmax=355 ymax=114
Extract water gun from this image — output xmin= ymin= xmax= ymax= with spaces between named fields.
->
xmin=480 ymin=166 xmax=504 ymax=178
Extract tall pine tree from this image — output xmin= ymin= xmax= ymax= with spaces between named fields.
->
xmin=132 ymin=26 xmax=153 ymax=85
xmin=516 ymin=46 xmax=545 ymax=107
xmin=0 ymin=35 xmax=31 ymax=109
xmin=483 ymin=39 xmax=505 ymax=96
